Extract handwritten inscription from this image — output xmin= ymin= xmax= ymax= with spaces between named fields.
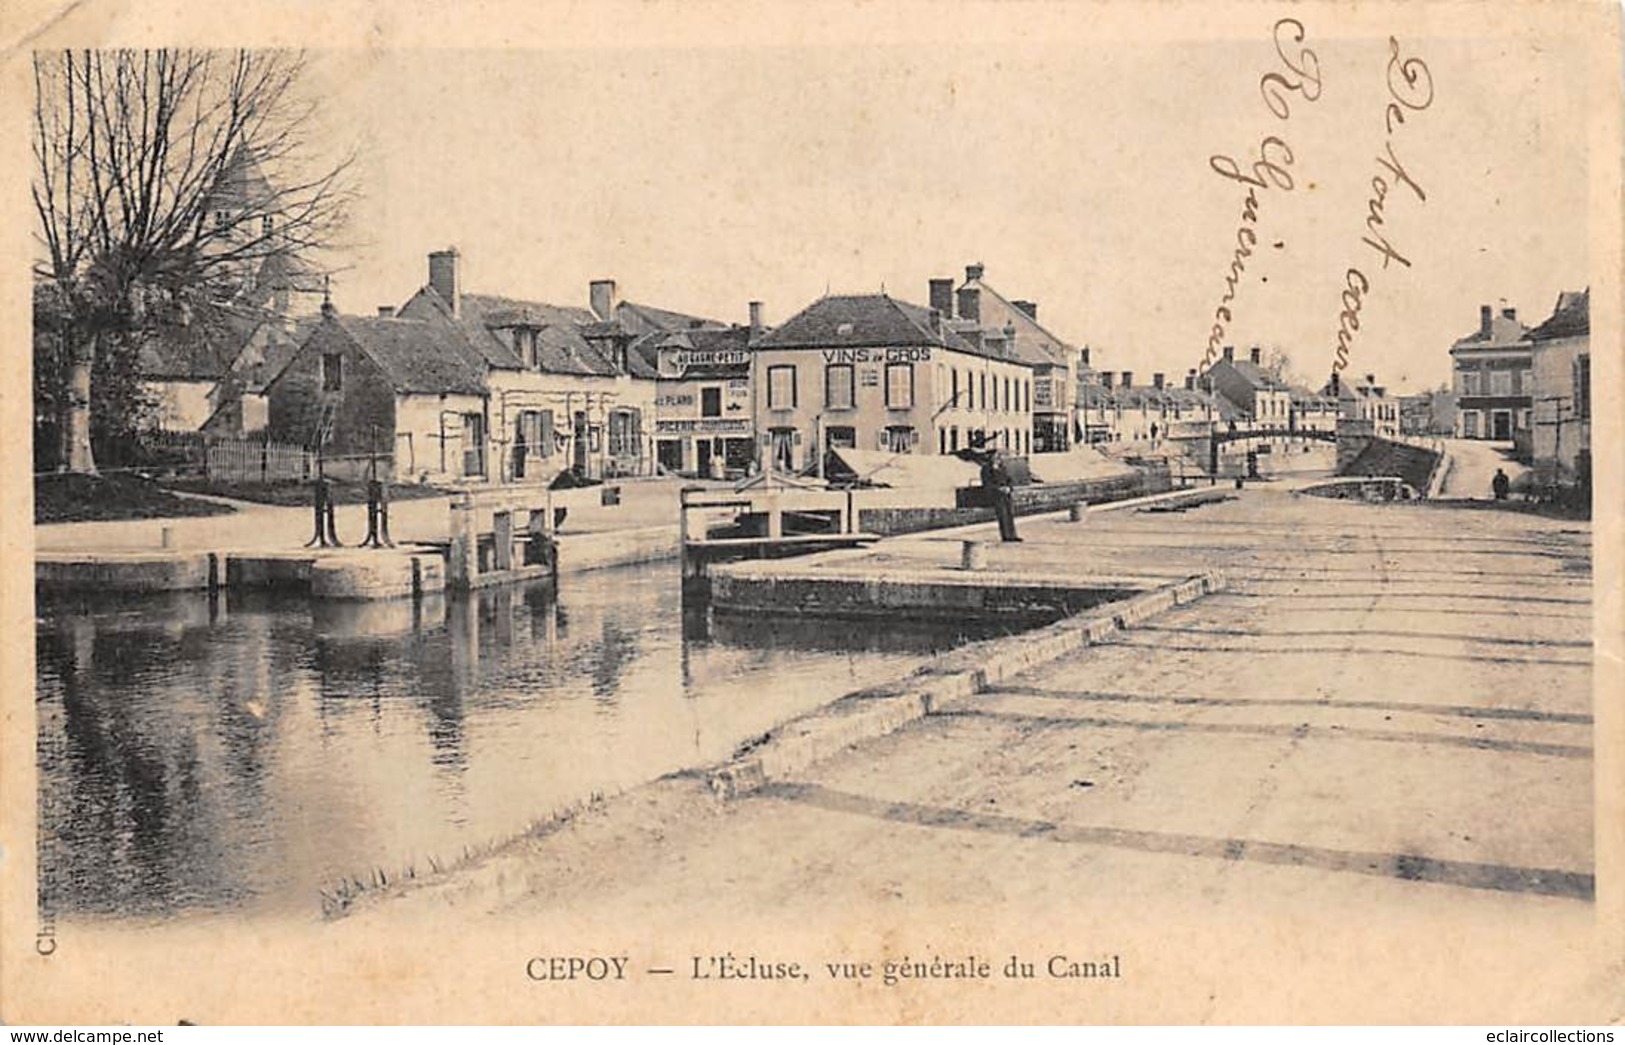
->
xmin=1201 ymin=18 xmax=1323 ymax=369
xmin=1331 ymin=37 xmax=1433 ymax=371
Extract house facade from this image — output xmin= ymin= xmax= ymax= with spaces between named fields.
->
xmin=1527 ymin=289 xmax=1590 ymax=486
xmin=1328 ymin=371 xmax=1400 ymax=440
xmin=396 ymin=250 xmax=659 ymax=482
xmin=1450 ymin=304 xmax=1533 ymax=440
xmin=1200 ymin=346 xmax=1295 ymax=450
xmin=642 ymin=325 xmax=756 ymax=477
xmin=750 ymin=293 xmax=1035 ymax=473
xmin=265 ymin=308 xmax=490 ymax=481
xmin=933 ymin=264 xmax=1076 ymax=453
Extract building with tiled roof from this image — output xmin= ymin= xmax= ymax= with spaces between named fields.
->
xmin=395 ymin=249 xmax=660 ymax=481
xmin=265 ymin=307 xmax=496 ymax=479
xmin=1322 ymin=370 xmax=1399 ymax=440
xmin=1527 ymin=288 xmax=1590 ymax=485
xmin=751 ymin=292 xmax=1037 ymax=471
xmin=1199 ymin=345 xmax=1294 ymax=433
xmin=1449 ymin=302 xmax=1533 ymax=440
xmin=929 ymin=263 xmax=1079 ymax=452
xmin=635 ymin=325 xmax=758 ymax=476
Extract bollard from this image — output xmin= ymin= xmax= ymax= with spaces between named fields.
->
xmin=448 ymin=501 xmax=479 ymax=590
xmin=1068 ymin=502 xmax=1089 ymax=523
xmin=961 ymin=540 xmax=987 ymax=571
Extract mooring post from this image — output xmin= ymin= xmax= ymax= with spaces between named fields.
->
xmin=492 ymin=509 xmax=514 ymax=572
xmin=448 ymin=496 xmax=478 ymax=590
xmin=961 ymin=540 xmax=986 ymax=571
xmin=1068 ymin=501 xmax=1089 ymax=523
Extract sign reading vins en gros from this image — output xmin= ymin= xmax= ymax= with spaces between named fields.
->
xmin=820 ymin=347 xmax=933 ymax=364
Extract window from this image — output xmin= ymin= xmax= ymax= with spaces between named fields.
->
xmin=261 ymin=215 xmax=275 ymax=236
xmin=980 ymin=373 xmax=988 ymax=409
xmin=701 ymin=386 xmax=723 ymax=418
xmin=885 ymin=363 xmax=915 ymax=410
xmin=950 ymin=427 xmax=959 ymax=452
xmin=883 ymin=426 xmax=915 ymax=453
xmin=939 ymin=427 xmax=947 ymax=454
xmin=1576 ymin=354 xmax=1591 ymax=420
xmin=825 ymin=425 xmax=856 ymax=450
xmin=322 ymin=353 xmax=343 ymax=392
xmin=1003 ymin=377 xmax=1011 ymax=412
xmin=952 ymin=368 xmax=961 ymax=407
xmin=767 ymin=365 xmax=797 ymax=410
xmin=825 ymin=364 xmax=855 ymax=410
xmin=608 ymin=409 xmax=642 ymax=457
xmin=1490 ymin=369 xmax=1512 ymax=396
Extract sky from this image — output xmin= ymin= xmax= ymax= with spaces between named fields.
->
xmin=292 ymin=6 xmax=1596 ymax=395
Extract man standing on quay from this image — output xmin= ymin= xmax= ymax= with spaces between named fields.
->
xmin=961 ymin=433 xmax=1021 ymax=542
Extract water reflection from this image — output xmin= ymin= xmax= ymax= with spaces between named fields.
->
xmin=36 ymin=561 xmax=992 ymax=921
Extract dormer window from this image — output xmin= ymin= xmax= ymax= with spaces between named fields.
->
xmin=262 ymin=215 xmax=275 ymax=236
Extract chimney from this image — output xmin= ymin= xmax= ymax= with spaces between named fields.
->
xmin=1501 ymin=306 xmax=1517 ymax=322
xmin=1250 ymin=346 xmax=1263 ymax=365
xmin=929 ymin=278 xmax=955 ymax=318
xmin=1185 ymin=368 xmax=1197 ymax=391
xmin=1101 ymin=372 xmax=1115 ymax=390
xmin=1153 ymin=372 xmax=1165 ymax=390
xmin=428 ymin=248 xmax=461 ymax=317
xmin=1480 ymin=304 xmax=1493 ymax=334
xmin=1222 ymin=345 xmax=1235 ymax=361
xmin=1012 ymin=300 xmax=1038 ymax=321
xmin=589 ymin=279 xmax=617 ymax=322
xmin=1121 ymin=371 xmax=1134 ymax=389
xmin=377 ymin=305 xmax=395 ymax=318
xmin=1365 ymin=373 xmax=1377 ymax=387
xmin=965 ymin=262 xmax=985 ymax=282
xmin=748 ymin=300 xmax=764 ymax=335
xmin=1003 ymin=321 xmax=1017 ymax=346
xmin=1080 ymin=347 xmax=1091 ymax=367
xmin=956 ymin=285 xmax=981 ymax=323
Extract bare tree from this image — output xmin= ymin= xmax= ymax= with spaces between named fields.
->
xmin=32 ymin=49 xmax=354 ymax=472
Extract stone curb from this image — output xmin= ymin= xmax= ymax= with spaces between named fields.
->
xmin=707 ymin=570 xmax=1226 ymax=799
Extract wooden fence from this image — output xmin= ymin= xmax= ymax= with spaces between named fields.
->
xmin=204 ymin=438 xmax=315 ymax=483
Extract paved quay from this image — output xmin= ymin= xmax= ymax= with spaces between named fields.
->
xmin=324 ymin=484 xmax=1610 ymax=1023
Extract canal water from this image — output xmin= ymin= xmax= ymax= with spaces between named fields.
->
xmin=35 ymin=561 xmax=1013 ymax=922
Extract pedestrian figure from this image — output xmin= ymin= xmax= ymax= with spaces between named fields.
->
xmin=1492 ymin=468 xmax=1510 ymax=501
xmin=960 ymin=433 xmax=1021 ymax=542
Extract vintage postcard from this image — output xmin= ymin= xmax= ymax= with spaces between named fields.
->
xmin=1 ymin=0 xmax=1621 ymax=1026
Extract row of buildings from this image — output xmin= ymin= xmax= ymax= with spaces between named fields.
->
xmin=148 ymin=248 xmax=1426 ymax=485
xmin=1448 ymin=293 xmax=1593 ymax=483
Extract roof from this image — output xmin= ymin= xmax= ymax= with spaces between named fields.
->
xmin=1452 ymin=310 xmax=1531 ymax=350
xmin=332 ymin=314 xmax=489 ymax=396
xmin=403 ymin=286 xmax=623 ymax=377
xmin=616 ymin=300 xmax=727 ymax=336
xmin=1222 ymin=357 xmax=1287 ymax=390
xmin=756 ymin=293 xmax=1028 ymax=365
xmin=137 ymin=304 xmax=268 ymax=381
xmin=1528 ymin=288 xmax=1589 ymax=342
xmin=635 ymin=326 xmax=753 ymax=378
xmin=958 ymin=276 xmax=1072 ymax=368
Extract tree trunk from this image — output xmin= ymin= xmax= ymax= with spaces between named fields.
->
xmin=60 ymin=337 xmax=95 ymax=474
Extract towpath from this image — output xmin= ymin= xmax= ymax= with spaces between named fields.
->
xmin=337 ymin=485 xmax=1605 ymax=1022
